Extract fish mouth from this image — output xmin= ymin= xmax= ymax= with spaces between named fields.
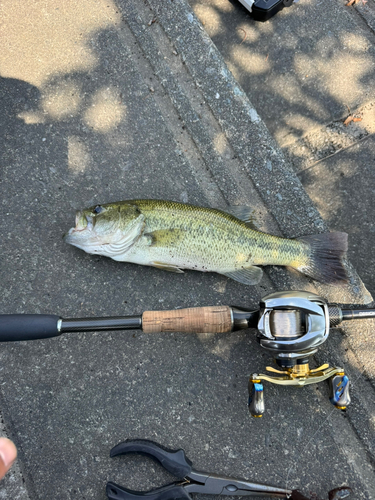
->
xmin=63 ymin=227 xmax=77 ymax=243
xmin=63 ymin=211 xmax=94 ymax=243
xmin=63 ymin=227 xmax=99 ymax=253
xmin=63 ymin=227 xmax=84 ymax=248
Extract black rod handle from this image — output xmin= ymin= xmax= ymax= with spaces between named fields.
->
xmin=0 ymin=314 xmax=143 ymax=342
xmin=0 ymin=315 xmax=61 ymax=342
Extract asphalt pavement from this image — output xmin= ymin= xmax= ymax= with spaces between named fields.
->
xmin=0 ymin=0 xmax=375 ymax=499
xmin=188 ymin=0 xmax=375 ymax=297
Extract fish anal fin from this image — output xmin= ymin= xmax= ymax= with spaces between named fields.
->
xmin=151 ymin=261 xmax=185 ymax=273
xmin=221 ymin=266 xmax=263 ymax=285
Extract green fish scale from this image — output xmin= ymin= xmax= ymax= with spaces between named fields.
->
xmin=68 ymin=199 xmax=346 ymax=284
xmin=120 ymin=200 xmax=308 ymax=270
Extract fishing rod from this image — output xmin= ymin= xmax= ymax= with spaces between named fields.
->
xmin=1 ymin=291 xmax=374 ymax=416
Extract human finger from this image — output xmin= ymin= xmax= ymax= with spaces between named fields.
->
xmin=0 ymin=437 xmax=17 ymax=480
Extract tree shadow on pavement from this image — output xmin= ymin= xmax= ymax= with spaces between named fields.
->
xmin=188 ymin=0 xmax=375 ymax=146
xmin=1 ymin=1 xmax=375 ymax=499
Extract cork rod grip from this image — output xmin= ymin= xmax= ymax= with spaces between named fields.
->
xmin=142 ymin=306 xmax=232 ymax=334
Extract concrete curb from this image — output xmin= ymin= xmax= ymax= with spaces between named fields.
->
xmin=135 ymin=0 xmax=372 ymax=305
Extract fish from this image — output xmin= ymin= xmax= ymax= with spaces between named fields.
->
xmin=63 ymin=199 xmax=348 ymax=285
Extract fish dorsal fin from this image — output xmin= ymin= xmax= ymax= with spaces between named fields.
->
xmin=150 ymin=261 xmax=184 ymax=273
xmin=224 ymin=206 xmax=259 ymax=230
xmin=105 ymin=214 xmax=145 ymax=260
xmin=221 ymin=266 xmax=263 ymax=285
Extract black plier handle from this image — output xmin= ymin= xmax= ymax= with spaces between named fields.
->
xmin=106 ymin=439 xmax=193 ymax=500
xmin=106 ymin=439 xmax=292 ymax=500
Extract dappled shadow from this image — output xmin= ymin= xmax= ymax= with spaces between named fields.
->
xmin=0 ymin=76 xmax=41 ymax=172
xmin=188 ymin=0 xmax=375 ymax=146
xmin=0 ymin=0 xmax=121 ymax=88
xmin=1 ymin=1 xmax=375 ymax=499
xmin=181 ymin=3 xmax=375 ymax=469
xmin=299 ymin=135 xmax=375 ymax=298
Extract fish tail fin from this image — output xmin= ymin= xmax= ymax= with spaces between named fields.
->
xmin=295 ymin=232 xmax=348 ymax=284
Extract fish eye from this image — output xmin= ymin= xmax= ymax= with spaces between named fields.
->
xmin=93 ymin=205 xmax=104 ymax=214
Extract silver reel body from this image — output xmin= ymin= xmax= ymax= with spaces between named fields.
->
xmin=248 ymin=291 xmax=350 ymax=417
xmin=257 ymin=290 xmax=330 ymax=365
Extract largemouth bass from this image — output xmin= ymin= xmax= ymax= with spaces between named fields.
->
xmin=64 ymin=199 xmax=348 ymax=285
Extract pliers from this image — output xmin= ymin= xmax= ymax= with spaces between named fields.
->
xmin=106 ymin=438 xmax=292 ymax=500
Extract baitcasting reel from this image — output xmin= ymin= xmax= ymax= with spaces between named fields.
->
xmin=1 ymin=290 xmax=373 ymax=418
xmin=238 ymin=0 xmax=295 ymax=22
xmin=248 ymin=291 xmax=350 ymax=417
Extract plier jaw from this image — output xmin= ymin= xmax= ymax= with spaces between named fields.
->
xmin=106 ymin=439 xmax=293 ymax=500
xmin=106 ymin=439 xmax=351 ymax=500
xmin=185 ymin=470 xmax=292 ymax=497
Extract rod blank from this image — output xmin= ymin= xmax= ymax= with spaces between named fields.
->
xmin=60 ymin=316 xmax=142 ymax=333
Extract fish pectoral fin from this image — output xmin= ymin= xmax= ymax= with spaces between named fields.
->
xmin=222 ymin=266 xmax=263 ymax=285
xmin=150 ymin=261 xmax=185 ymax=273
xmin=106 ymin=214 xmax=145 ymax=259
xmin=224 ymin=206 xmax=261 ymax=231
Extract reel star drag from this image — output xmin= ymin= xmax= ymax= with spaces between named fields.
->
xmin=1 ymin=290 xmax=374 ymax=417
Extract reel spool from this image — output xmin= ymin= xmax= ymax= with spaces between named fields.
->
xmin=248 ymin=291 xmax=350 ymax=417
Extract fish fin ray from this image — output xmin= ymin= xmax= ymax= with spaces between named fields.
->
xmin=295 ymin=232 xmax=348 ymax=284
xmin=150 ymin=261 xmax=185 ymax=273
xmin=223 ymin=206 xmax=261 ymax=230
xmin=221 ymin=266 xmax=263 ymax=285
